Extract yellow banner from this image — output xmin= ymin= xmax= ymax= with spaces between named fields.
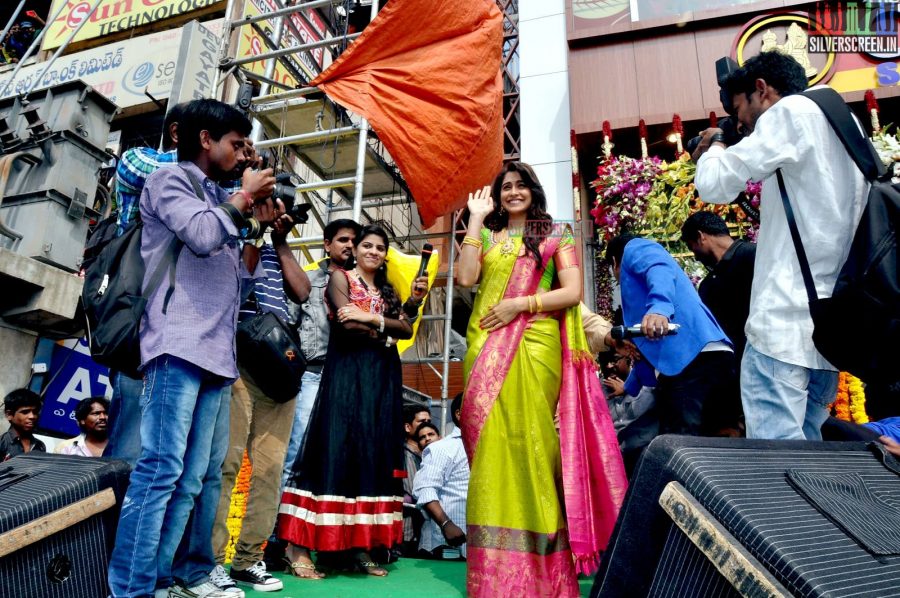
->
xmin=42 ymin=0 xmax=224 ymax=50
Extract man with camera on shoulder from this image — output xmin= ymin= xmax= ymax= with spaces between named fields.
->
xmin=694 ymin=51 xmax=869 ymax=441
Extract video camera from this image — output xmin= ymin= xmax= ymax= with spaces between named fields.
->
xmin=686 ymin=57 xmax=745 ymax=153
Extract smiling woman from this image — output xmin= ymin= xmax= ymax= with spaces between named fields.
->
xmin=277 ymin=224 xmax=430 ymax=579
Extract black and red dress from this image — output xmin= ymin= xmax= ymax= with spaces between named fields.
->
xmin=277 ymin=269 xmax=405 ymax=551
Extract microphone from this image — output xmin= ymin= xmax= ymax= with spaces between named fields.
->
xmin=416 ymin=243 xmax=434 ymax=279
xmin=611 ymin=323 xmax=681 ymax=340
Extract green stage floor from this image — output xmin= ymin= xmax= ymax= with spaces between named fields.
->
xmin=240 ymin=559 xmax=594 ymax=597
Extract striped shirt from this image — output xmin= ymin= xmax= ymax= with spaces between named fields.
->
xmin=239 ymin=244 xmax=289 ymax=322
xmin=414 ymin=427 xmax=470 ymax=556
xmin=115 ymin=147 xmax=178 ymax=235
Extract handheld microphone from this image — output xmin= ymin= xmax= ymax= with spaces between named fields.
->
xmin=416 ymin=243 xmax=434 ymax=279
xmin=611 ymin=323 xmax=680 ymax=340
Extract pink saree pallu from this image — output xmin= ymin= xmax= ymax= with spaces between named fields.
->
xmin=461 ymin=231 xmax=627 ymax=597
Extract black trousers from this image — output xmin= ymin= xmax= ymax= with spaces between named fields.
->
xmin=656 ymin=350 xmax=739 ymax=436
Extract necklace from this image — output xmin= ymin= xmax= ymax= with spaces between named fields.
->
xmin=352 ymin=268 xmax=378 ymax=292
xmin=492 ymin=229 xmax=518 ymax=257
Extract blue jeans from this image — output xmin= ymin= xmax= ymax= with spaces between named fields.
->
xmin=280 ymin=369 xmax=321 ymax=490
xmin=107 ymin=355 xmax=229 ymax=598
xmin=105 ymin=370 xmax=145 ymax=467
xmin=158 ymin=385 xmax=231 ymax=588
xmin=741 ymin=343 xmax=838 ymax=440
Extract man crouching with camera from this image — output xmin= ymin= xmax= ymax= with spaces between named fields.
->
xmin=108 ymin=98 xmax=283 ymax=598
xmin=693 ymin=51 xmax=868 ymax=442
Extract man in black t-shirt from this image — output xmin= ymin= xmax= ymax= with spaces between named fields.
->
xmin=682 ymin=212 xmax=756 ymax=434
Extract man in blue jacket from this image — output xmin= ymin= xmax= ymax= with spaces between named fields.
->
xmin=605 ymin=234 xmax=736 ymax=436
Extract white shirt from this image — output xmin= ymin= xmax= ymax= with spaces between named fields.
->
xmin=695 ymin=90 xmax=868 ymax=370
xmin=414 ymin=428 xmax=470 ymax=556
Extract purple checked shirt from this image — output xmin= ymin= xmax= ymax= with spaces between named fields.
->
xmin=139 ymin=161 xmax=256 ymax=380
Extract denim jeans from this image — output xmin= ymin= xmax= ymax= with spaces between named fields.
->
xmin=104 ymin=370 xmax=145 ymax=467
xmin=107 ymin=355 xmax=229 ymax=598
xmin=741 ymin=343 xmax=838 ymax=440
xmin=280 ymin=369 xmax=321 ymax=490
xmin=158 ymin=385 xmax=231 ymax=588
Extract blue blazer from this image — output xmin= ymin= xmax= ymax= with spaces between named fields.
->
xmin=619 ymin=239 xmax=731 ymax=395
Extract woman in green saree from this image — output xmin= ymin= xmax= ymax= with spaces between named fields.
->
xmin=457 ymin=162 xmax=627 ymax=597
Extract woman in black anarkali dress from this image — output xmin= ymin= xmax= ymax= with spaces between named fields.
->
xmin=276 ymin=224 xmax=428 ymax=578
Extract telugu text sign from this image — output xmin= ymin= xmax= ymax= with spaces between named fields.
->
xmin=1 ymin=26 xmax=183 ymax=107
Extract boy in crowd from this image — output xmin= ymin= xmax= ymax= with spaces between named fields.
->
xmin=0 ymin=389 xmax=46 ymax=461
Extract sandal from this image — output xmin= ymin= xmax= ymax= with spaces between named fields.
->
xmin=283 ymin=546 xmax=325 ymax=580
xmin=352 ymin=550 xmax=388 ymax=577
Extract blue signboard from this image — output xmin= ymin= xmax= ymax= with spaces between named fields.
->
xmin=37 ymin=338 xmax=112 ymax=437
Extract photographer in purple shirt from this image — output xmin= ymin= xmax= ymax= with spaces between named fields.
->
xmin=108 ymin=99 xmax=280 ymax=598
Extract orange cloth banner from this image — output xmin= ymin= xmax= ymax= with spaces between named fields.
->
xmin=310 ymin=0 xmax=503 ymax=228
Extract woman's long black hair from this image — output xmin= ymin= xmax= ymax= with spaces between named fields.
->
xmin=483 ymin=162 xmax=553 ymax=267
xmin=355 ymin=224 xmax=402 ymax=318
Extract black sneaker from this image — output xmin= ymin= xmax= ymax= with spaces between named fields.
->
xmin=230 ymin=561 xmax=284 ymax=592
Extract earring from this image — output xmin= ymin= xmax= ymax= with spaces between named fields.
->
xmin=498 ymin=207 xmax=506 ymax=216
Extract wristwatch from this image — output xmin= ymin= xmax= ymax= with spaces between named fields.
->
xmin=710 ymin=132 xmax=727 ymax=146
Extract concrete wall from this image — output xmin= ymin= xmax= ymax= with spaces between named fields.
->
xmin=519 ymin=0 xmax=573 ymax=221
xmin=0 ymin=326 xmax=37 ymax=434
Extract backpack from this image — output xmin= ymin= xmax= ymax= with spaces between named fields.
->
xmin=81 ymin=167 xmax=206 ymax=376
xmin=777 ymin=87 xmax=899 ymax=389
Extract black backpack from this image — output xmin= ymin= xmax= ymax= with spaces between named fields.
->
xmin=81 ymin=168 xmax=206 ymax=376
xmin=777 ymin=87 xmax=899 ymax=389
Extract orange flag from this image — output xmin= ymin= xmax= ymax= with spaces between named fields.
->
xmin=310 ymin=0 xmax=503 ymax=228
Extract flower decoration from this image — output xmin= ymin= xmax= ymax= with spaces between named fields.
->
xmin=639 ymin=119 xmax=648 ymax=159
xmin=865 ymin=89 xmax=880 ymax=134
xmin=830 ymin=372 xmax=868 ymax=424
xmin=590 ymin=155 xmax=662 ymax=241
xmin=224 ymin=451 xmax=256 ymax=564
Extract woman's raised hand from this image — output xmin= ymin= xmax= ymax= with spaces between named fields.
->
xmin=467 ymin=185 xmax=494 ymax=220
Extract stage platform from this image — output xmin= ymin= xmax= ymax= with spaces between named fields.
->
xmin=241 ymin=558 xmax=594 ymax=597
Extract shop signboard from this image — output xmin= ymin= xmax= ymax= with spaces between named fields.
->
xmin=235 ymin=0 xmax=329 ymax=87
xmin=41 ymin=0 xmax=225 ymax=50
xmin=169 ymin=19 xmax=220 ymax=103
xmin=37 ymin=337 xmax=111 ymax=438
xmin=0 ymin=26 xmax=182 ymax=107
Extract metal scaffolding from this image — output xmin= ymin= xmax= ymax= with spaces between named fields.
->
xmin=214 ymin=0 xmax=461 ymax=429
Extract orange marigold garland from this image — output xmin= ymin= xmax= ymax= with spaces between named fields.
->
xmin=225 ymin=451 xmax=253 ymax=564
xmin=830 ymin=372 xmax=868 ymax=424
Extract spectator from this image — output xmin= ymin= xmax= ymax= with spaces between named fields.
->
xmin=415 ymin=422 xmax=441 ymax=451
xmin=414 ymin=394 xmax=469 ymax=559
xmin=694 ymin=51 xmax=868 ymax=440
xmin=681 ymin=211 xmax=756 ymax=364
xmin=681 ymin=211 xmax=755 ymax=435
xmin=209 ymin=143 xmax=310 ymax=594
xmin=277 ymin=224 xmax=428 ymax=579
xmin=401 ymin=404 xmax=431 ymax=556
xmin=605 ymin=234 xmax=735 ymax=436
xmin=107 ymin=98 xmax=276 ymax=598
xmin=105 ymin=102 xmax=185 ymax=467
xmin=54 ymin=397 xmax=109 ymax=457
xmin=601 ymin=353 xmax=658 ymax=476
xmin=0 ymin=389 xmax=45 ymax=462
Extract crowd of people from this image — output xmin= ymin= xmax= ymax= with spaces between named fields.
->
xmin=2 ymin=49 xmax=899 ymax=598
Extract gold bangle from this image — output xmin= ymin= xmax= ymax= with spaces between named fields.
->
xmin=527 ymin=295 xmax=535 ymax=314
xmin=534 ymin=294 xmax=543 ymax=313
xmin=462 ymin=235 xmax=482 ymax=248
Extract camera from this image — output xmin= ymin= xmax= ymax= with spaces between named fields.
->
xmin=273 ymin=173 xmax=312 ymax=224
xmin=686 ymin=116 xmax=743 ymax=154
xmin=687 ymin=56 xmax=746 ymax=153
